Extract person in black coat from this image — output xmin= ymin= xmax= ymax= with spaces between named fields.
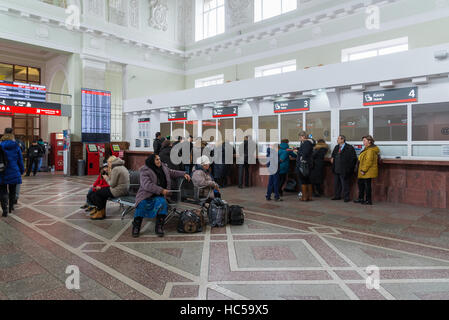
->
xmin=159 ymin=140 xmax=182 ymax=171
xmin=331 ymin=135 xmax=357 ymax=202
xmin=296 ymin=131 xmax=316 ymax=201
xmin=26 ymin=141 xmax=42 ymax=176
xmin=153 ymin=132 xmax=162 ymax=155
xmin=310 ymin=139 xmax=329 ymax=197
xmin=237 ymin=136 xmax=250 ymax=188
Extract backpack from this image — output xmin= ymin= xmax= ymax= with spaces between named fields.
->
xmin=228 ymin=205 xmax=244 ymax=225
xmin=283 ymin=179 xmax=297 ymax=192
xmin=0 ymin=145 xmax=8 ymax=173
xmin=208 ymin=198 xmax=229 ymax=228
xmin=177 ymin=210 xmax=204 ymax=233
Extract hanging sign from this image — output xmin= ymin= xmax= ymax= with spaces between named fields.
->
xmin=363 ymin=87 xmax=418 ymax=106
xmin=138 ymin=118 xmax=150 ymax=123
xmin=0 ymin=98 xmax=61 ymax=116
xmin=168 ymin=111 xmax=187 ymax=121
xmin=213 ymin=106 xmax=238 ymax=118
xmin=274 ymin=98 xmax=310 ymax=113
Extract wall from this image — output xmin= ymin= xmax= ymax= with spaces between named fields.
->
xmin=125 ymin=65 xmax=185 ymax=100
xmin=185 ymin=16 xmax=449 ymax=88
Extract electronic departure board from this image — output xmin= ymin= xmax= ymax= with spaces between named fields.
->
xmin=0 ymin=81 xmax=46 ymax=102
xmin=81 ymin=89 xmax=111 ymax=142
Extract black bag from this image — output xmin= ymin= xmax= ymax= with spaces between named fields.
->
xmin=0 ymin=145 xmax=8 ymax=173
xmin=177 ymin=210 xmax=203 ymax=233
xmin=299 ymin=159 xmax=310 ymax=177
xmin=208 ymin=198 xmax=229 ymax=228
xmin=283 ymin=179 xmax=297 ymax=192
xmin=228 ymin=205 xmax=244 ymax=225
xmin=31 ymin=147 xmax=39 ymax=158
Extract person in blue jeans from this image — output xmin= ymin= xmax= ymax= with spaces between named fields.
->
xmin=265 ymin=144 xmax=281 ymax=201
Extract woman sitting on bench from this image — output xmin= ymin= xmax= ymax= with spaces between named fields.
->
xmin=89 ymin=156 xmax=129 ymax=220
xmin=192 ymin=155 xmax=220 ymax=199
xmin=81 ymin=163 xmax=109 ymax=214
xmin=132 ymin=154 xmax=190 ymax=238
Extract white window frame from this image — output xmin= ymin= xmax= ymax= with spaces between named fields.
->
xmin=255 ymin=60 xmax=296 ymax=78
xmin=195 ymin=74 xmax=224 ymax=88
xmin=254 ymin=0 xmax=297 ymax=23
xmin=195 ymin=0 xmax=225 ymax=42
xmin=342 ymin=37 xmax=409 ymax=62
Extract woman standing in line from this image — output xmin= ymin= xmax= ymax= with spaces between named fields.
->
xmin=0 ymin=130 xmax=24 ymax=217
xmin=296 ymin=131 xmax=315 ymax=201
xmin=354 ymin=135 xmax=380 ymax=205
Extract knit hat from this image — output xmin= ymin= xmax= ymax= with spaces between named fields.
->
xmin=197 ymin=155 xmax=210 ymax=166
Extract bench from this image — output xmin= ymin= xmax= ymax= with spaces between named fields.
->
xmin=109 ymin=171 xmax=211 ymax=222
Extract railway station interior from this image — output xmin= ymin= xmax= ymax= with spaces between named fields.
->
xmin=1 ymin=0 xmax=449 ymax=304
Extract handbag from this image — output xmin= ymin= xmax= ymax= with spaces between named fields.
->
xmin=299 ymin=159 xmax=310 ymax=177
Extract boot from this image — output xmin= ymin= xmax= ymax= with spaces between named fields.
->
xmin=307 ymin=185 xmax=313 ymax=201
xmin=300 ymin=185 xmax=307 ymax=201
xmin=132 ymin=217 xmax=143 ymax=238
xmin=155 ymin=214 xmax=166 ymax=237
xmin=1 ymin=195 xmax=8 ymax=217
xmin=80 ymin=203 xmax=89 ymax=209
xmin=90 ymin=208 xmax=105 ymax=220
xmin=9 ymin=197 xmax=14 ymax=213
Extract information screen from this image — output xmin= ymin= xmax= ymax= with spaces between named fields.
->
xmin=0 ymin=81 xmax=46 ymax=102
xmin=81 ymin=88 xmax=111 ymax=142
xmin=88 ymin=144 xmax=98 ymax=152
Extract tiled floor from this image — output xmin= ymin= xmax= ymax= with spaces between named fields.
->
xmin=1 ymin=173 xmax=449 ymax=300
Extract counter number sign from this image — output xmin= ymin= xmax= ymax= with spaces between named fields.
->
xmin=363 ymin=87 xmax=418 ymax=106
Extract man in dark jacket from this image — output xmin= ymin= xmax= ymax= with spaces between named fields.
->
xmin=26 ymin=141 xmax=41 ymax=176
xmin=331 ymin=135 xmax=357 ymax=202
xmin=238 ymin=136 xmax=250 ymax=188
xmin=310 ymin=139 xmax=329 ymax=197
xmin=153 ymin=132 xmax=162 ymax=155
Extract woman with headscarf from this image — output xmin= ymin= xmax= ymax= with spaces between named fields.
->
xmin=132 ymin=154 xmax=190 ymax=238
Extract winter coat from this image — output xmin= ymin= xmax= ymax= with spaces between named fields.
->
xmin=357 ymin=145 xmax=380 ymax=179
xmin=135 ymin=163 xmax=186 ymax=207
xmin=0 ymin=135 xmax=25 ymax=185
xmin=38 ymin=141 xmax=45 ymax=157
xmin=213 ymin=143 xmax=234 ymax=179
xmin=27 ymin=145 xmax=42 ymax=159
xmin=153 ymin=138 xmax=162 ymax=155
xmin=331 ymin=143 xmax=357 ymax=177
xmin=192 ymin=165 xmax=218 ymax=199
xmin=92 ymin=174 xmax=110 ymax=191
xmin=159 ymin=145 xmax=182 ymax=171
xmin=296 ymin=139 xmax=315 ymax=170
xmin=266 ymin=147 xmax=280 ymax=175
xmin=310 ymin=142 xmax=329 ymax=185
xmin=105 ymin=158 xmax=129 ymax=198
xmin=279 ymin=142 xmax=297 ymax=175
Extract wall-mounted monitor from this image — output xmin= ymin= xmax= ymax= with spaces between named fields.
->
xmin=81 ymin=88 xmax=111 ymax=143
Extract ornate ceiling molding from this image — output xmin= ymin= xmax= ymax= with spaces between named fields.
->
xmin=148 ymin=0 xmax=168 ymax=31
xmin=184 ymin=0 xmax=399 ymax=59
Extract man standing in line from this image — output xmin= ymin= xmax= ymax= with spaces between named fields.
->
xmin=153 ymin=132 xmax=162 ymax=155
xmin=330 ymin=135 xmax=357 ymax=202
xmin=26 ymin=141 xmax=41 ymax=177
xmin=238 ymin=136 xmax=250 ymax=189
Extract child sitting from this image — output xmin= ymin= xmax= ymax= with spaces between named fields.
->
xmin=80 ymin=164 xmax=110 ymax=214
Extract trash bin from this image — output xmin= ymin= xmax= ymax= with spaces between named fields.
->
xmin=77 ymin=159 xmax=85 ymax=176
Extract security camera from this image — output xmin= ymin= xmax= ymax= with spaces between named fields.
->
xmin=434 ymin=50 xmax=448 ymax=60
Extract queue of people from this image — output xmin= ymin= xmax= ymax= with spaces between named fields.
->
xmin=265 ymin=132 xmax=380 ymax=205
xmin=74 ymin=132 xmax=380 ymax=237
